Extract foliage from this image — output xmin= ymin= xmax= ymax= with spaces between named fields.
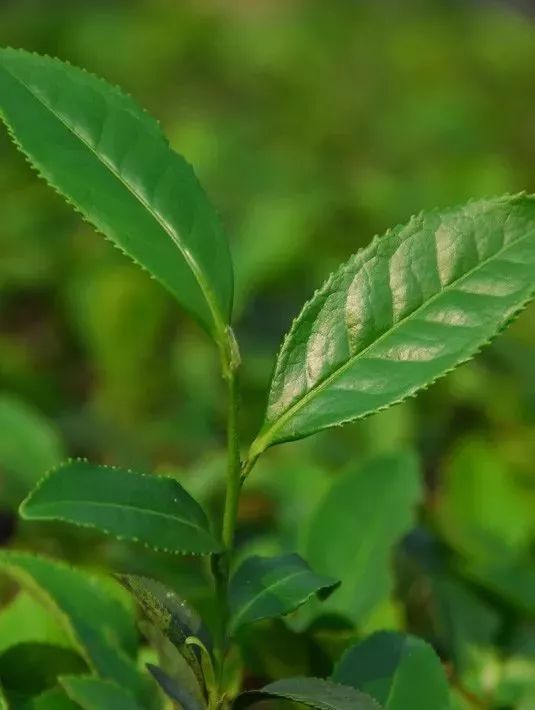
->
xmin=0 ymin=2 xmax=535 ymax=709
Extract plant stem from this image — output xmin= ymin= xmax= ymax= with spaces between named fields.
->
xmin=213 ymin=365 xmax=242 ymax=703
xmin=222 ymin=369 xmax=241 ymax=551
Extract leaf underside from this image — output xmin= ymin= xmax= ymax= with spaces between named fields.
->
xmin=234 ymin=677 xmax=381 ymax=710
xmin=118 ymin=574 xmax=209 ymax=686
xmin=229 ymin=553 xmax=339 ymax=634
xmin=20 ymin=460 xmax=221 ymax=555
xmin=147 ymin=664 xmax=204 ymax=710
xmin=0 ymin=48 xmax=233 ymax=340
xmin=252 ymin=194 xmax=535 ymax=453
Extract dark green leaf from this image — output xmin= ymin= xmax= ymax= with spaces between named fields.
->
xmin=60 ymin=676 xmax=144 ymax=710
xmin=0 ymin=48 xmax=233 ymax=346
xmin=20 ymin=460 xmax=221 ymax=555
xmin=0 ymin=643 xmax=86 ymax=698
xmin=305 ymin=452 xmax=421 ymax=624
xmin=229 ymin=553 xmax=339 ymax=633
xmin=234 ymin=677 xmax=381 ymax=709
xmin=250 ymin=195 xmax=535 ymax=453
xmin=147 ymin=664 xmax=204 ymax=710
xmin=332 ymin=632 xmax=450 ymax=710
xmin=119 ymin=574 xmax=211 ymax=687
xmin=0 ymin=552 xmax=144 ymax=696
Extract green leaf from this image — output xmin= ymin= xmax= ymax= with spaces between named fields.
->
xmin=234 ymin=677 xmax=381 ymax=709
xmin=0 ymin=48 xmax=233 ymax=346
xmin=305 ymin=452 xmax=421 ymax=624
xmin=25 ymin=688 xmax=79 ymax=710
xmin=0 ymin=552 xmax=144 ymax=697
xmin=0 ymin=395 xmax=64 ymax=501
xmin=332 ymin=632 xmax=450 ymax=709
xmin=20 ymin=460 xmax=221 ymax=555
xmin=119 ymin=574 xmax=211 ymax=687
xmin=0 ymin=592 xmax=71 ymax=655
xmin=147 ymin=664 xmax=204 ymax=710
xmin=0 ymin=643 xmax=86 ymax=699
xmin=228 ymin=553 xmax=339 ymax=634
xmin=250 ymin=195 xmax=535 ymax=453
xmin=60 ymin=676 xmax=144 ymax=710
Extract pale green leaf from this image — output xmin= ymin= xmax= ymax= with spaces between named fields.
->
xmin=0 ymin=592 xmax=71 ymax=655
xmin=20 ymin=460 xmax=221 ymax=555
xmin=0 ymin=48 xmax=233 ymax=346
xmin=24 ymin=688 xmax=79 ymax=710
xmin=234 ymin=677 xmax=381 ymax=710
xmin=250 ymin=195 xmax=535 ymax=454
xmin=60 ymin=676 xmax=144 ymax=710
xmin=305 ymin=452 xmax=421 ymax=624
xmin=0 ymin=552 xmax=145 ymax=697
xmin=228 ymin=553 xmax=339 ymax=634
xmin=332 ymin=632 xmax=450 ymax=710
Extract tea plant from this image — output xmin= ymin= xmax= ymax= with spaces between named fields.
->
xmin=0 ymin=48 xmax=535 ymax=709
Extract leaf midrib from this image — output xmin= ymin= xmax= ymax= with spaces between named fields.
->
xmin=231 ymin=567 xmax=323 ymax=630
xmin=0 ymin=60 xmax=226 ymax=340
xmin=23 ymin=498 xmax=209 ymax=538
xmin=257 ymin=221 xmax=535 ymax=449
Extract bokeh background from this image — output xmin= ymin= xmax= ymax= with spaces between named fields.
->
xmin=1 ymin=1 xmax=535 ymax=708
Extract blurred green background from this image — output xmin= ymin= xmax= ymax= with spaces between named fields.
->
xmin=0 ymin=1 xmax=535 ymax=708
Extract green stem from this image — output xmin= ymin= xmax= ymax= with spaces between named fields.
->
xmin=222 ymin=370 xmax=241 ymax=551
xmin=213 ymin=362 xmax=242 ymax=704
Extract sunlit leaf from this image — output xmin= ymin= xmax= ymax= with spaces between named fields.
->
xmin=0 ymin=48 xmax=233 ymax=348
xmin=251 ymin=195 xmax=535 ymax=453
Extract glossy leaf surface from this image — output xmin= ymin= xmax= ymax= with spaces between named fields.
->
xmin=61 ymin=676 xmax=144 ymax=710
xmin=251 ymin=195 xmax=535 ymax=452
xmin=332 ymin=632 xmax=450 ymax=710
xmin=0 ymin=48 xmax=233 ymax=343
xmin=234 ymin=677 xmax=381 ymax=710
xmin=0 ymin=552 xmax=143 ymax=694
xmin=229 ymin=553 xmax=339 ymax=633
xmin=305 ymin=452 xmax=421 ymax=623
xmin=20 ymin=460 xmax=220 ymax=554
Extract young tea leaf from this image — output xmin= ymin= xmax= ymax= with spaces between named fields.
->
xmin=228 ymin=553 xmax=339 ymax=634
xmin=234 ymin=677 xmax=381 ymax=710
xmin=0 ymin=48 xmax=233 ymax=349
xmin=250 ymin=195 xmax=535 ymax=454
xmin=60 ymin=676 xmax=144 ymax=710
xmin=332 ymin=632 xmax=450 ymax=710
xmin=0 ymin=552 xmax=144 ymax=696
xmin=20 ymin=460 xmax=221 ymax=555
